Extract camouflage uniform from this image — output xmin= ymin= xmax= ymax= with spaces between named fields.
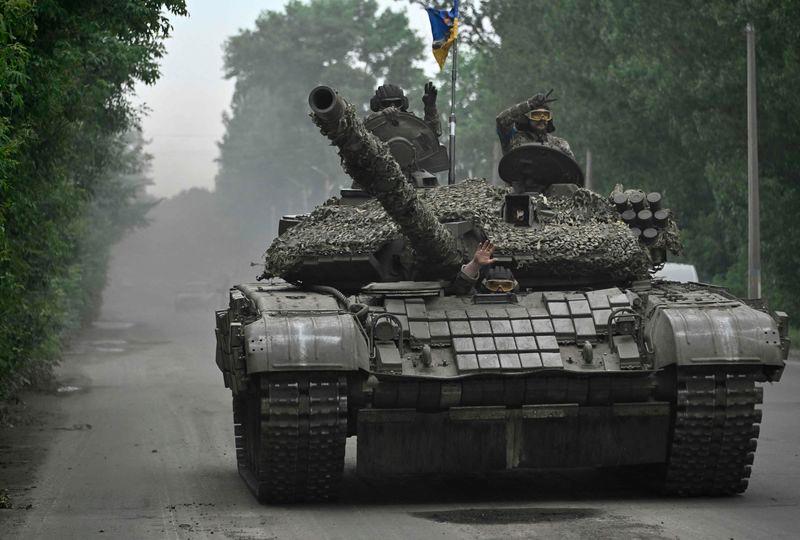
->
xmin=449 ymin=264 xmax=481 ymax=295
xmin=496 ymin=99 xmax=574 ymax=158
xmin=423 ymin=101 xmax=442 ymax=138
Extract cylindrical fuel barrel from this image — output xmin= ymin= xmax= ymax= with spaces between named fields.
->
xmin=629 ymin=190 xmax=646 ymax=211
xmin=630 ymin=227 xmax=642 ymax=238
xmin=653 ymin=208 xmax=670 ymax=227
xmin=612 ymin=192 xmax=629 ymax=212
xmin=642 ymin=228 xmax=659 ymax=244
xmin=646 ymin=192 xmax=662 ymax=211
xmin=637 ymin=209 xmax=653 ymax=227
xmin=621 ymin=209 xmax=637 ymax=224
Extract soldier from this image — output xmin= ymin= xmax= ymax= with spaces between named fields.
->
xmin=452 ymin=240 xmax=518 ymax=294
xmin=496 ymin=91 xmax=574 ymax=158
xmin=368 ymin=82 xmax=442 ymax=138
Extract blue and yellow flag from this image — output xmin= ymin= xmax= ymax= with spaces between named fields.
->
xmin=426 ymin=1 xmax=459 ymax=69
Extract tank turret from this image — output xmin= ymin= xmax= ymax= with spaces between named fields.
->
xmin=262 ymin=88 xmax=661 ymax=290
xmin=308 ymin=85 xmax=463 ymax=272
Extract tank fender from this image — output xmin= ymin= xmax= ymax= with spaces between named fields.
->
xmin=646 ymin=303 xmax=783 ymax=370
xmin=243 ymin=313 xmax=370 ymax=373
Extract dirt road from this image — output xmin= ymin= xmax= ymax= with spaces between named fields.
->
xmin=1 ymin=297 xmax=798 ymax=539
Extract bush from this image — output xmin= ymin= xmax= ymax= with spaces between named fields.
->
xmin=0 ymin=1 xmax=186 ymax=399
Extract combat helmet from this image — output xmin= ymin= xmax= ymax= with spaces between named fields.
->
xmin=370 ymin=83 xmax=409 ymax=112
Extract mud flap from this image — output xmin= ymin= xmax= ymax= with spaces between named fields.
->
xmin=356 ymin=402 xmax=670 ymax=476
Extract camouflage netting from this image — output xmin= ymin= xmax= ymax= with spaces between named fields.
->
xmin=264 ymin=178 xmax=680 ymax=281
xmin=264 ymin=90 xmax=681 ymax=283
xmin=310 ymin=100 xmax=462 ymax=271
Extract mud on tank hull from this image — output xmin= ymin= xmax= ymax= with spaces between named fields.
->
xmin=214 ymin=280 xmax=787 ymax=503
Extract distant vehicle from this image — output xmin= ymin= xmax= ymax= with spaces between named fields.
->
xmin=174 ymin=281 xmax=219 ymax=311
xmin=654 ymin=262 xmax=699 ymax=283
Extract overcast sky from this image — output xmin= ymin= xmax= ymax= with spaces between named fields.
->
xmin=133 ymin=0 xmax=439 ymax=198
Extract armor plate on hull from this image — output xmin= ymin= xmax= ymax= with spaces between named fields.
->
xmin=244 ymin=314 xmax=370 ymax=372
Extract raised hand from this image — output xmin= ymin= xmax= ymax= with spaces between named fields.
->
xmin=528 ymin=89 xmax=557 ymax=109
xmin=473 ymin=240 xmax=496 ymax=266
xmin=528 ymin=92 xmax=548 ymax=108
xmin=423 ymin=81 xmax=438 ymax=107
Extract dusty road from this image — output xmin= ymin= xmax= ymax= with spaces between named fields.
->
xmin=2 ymin=295 xmax=799 ymax=539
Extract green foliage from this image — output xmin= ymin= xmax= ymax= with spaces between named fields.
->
xmin=461 ymin=0 xmax=800 ymax=318
xmin=0 ymin=1 xmax=186 ymax=398
xmin=432 ymin=48 xmax=501 ymax=179
xmin=216 ymin=0 xmax=425 ymax=242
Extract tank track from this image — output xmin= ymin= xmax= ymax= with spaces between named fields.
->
xmin=663 ymin=369 xmax=763 ymax=496
xmin=233 ymin=395 xmax=247 ymax=471
xmin=234 ymin=373 xmax=348 ymax=503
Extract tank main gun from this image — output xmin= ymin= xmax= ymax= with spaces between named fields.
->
xmin=308 ymin=85 xmax=463 ymax=273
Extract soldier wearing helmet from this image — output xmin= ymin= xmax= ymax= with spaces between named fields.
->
xmin=451 ymin=240 xmax=519 ymax=295
xmin=496 ymin=91 xmax=574 ymax=158
xmin=368 ymin=82 xmax=442 ymax=138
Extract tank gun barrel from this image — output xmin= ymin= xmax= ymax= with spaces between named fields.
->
xmin=309 ymin=86 xmax=463 ymax=272
xmin=308 ymin=85 xmax=345 ymax=125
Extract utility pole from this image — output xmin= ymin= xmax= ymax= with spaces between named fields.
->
xmin=746 ymin=23 xmax=761 ymax=299
xmin=585 ymin=149 xmax=593 ymax=191
xmin=448 ymin=39 xmax=458 ymax=185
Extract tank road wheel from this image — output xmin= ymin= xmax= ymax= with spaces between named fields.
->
xmin=662 ymin=369 xmax=763 ymax=496
xmin=234 ymin=373 xmax=348 ymax=503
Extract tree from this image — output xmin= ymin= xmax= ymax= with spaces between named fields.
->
xmin=0 ymin=0 xmax=187 ymax=399
xmin=216 ymin=0 xmax=426 ymax=246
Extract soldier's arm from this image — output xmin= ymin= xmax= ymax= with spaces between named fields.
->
xmin=452 ymin=240 xmax=496 ymax=293
xmin=450 ymin=266 xmax=479 ymax=295
xmin=496 ymin=93 xmax=550 ymax=145
xmin=495 ymin=100 xmax=530 ymax=145
xmin=422 ymin=82 xmax=442 ymax=138
xmin=424 ymin=103 xmax=442 ymax=138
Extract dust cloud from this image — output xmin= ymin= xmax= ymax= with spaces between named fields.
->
xmin=100 ymin=187 xmax=262 ymax=331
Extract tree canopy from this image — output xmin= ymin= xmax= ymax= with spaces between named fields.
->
xmin=216 ymin=0 xmax=426 ymax=243
xmin=0 ymin=0 xmax=186 ymax=398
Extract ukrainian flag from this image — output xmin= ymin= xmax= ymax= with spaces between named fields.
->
xmin=426 ymin=0 xmax=459 ymax=69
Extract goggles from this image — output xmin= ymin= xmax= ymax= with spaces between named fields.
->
xmin=484 ymin=279 xmax=517 ymax=293
xmin=527 ymin=109 xmax=552 ymax=122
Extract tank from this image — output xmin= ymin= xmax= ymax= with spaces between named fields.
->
xmin=213 ymin=86 xmax=788 ymax=503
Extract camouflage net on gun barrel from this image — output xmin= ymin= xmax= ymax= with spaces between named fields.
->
xmin=264 ymin=179 xmax=681 ymax=282
xmin=310 ymin=101 xmax=463 ymax=271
